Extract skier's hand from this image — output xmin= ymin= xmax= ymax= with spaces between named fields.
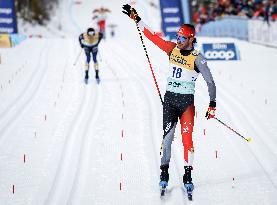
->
xmin=205 ymin=101 xmax=216 ymax=120
xmin=122 ymin=4 xmax=141 ymax=23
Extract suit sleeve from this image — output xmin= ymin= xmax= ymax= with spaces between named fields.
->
xmin=79 ymin=34 xmax=84 ymax=47
xmin=195 ymin=53 xmax=216 ymax=102
xmin=138 ymin=20 xmax=176 ymax=55
xmin=98 ymin=32 xmax=103 ymax=43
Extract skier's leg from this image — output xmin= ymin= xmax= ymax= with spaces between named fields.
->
xmin=180 ymin=104 xmax=195 ymax=168
xmin=161 ymin=102 xmax=178 ymax=166
xmin=180 ymin=103 xmax=195 ymax=196
xmin=84 ymin=49 xmax=91 ymax=80
xmin=160 ymin=97 xmax=178 ymax=186
xmin=92 ymin=50 xmax=99 ymax=79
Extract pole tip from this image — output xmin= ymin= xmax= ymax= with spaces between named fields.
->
xmin=246 ymin=137 xmax=252 ymax=142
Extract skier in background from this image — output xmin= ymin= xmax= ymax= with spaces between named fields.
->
xmin=122 ymin=4 xmax=216 ymax=199
xmin=92 ymin=7 xmax=111 ymax=39
xmin=79 ymin=27 xmax=103 ymax=84
xmin=108 ymin=24 xmax=117 ymax=38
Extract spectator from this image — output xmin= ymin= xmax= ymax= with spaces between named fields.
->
xmin=192 ymin=0 xmax=277 ymax=24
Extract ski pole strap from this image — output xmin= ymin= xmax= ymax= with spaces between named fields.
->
xmin=214 ymin=117 xmax=251 ymax=142
xmin=135 ymin=23 xmax=164 ymax=105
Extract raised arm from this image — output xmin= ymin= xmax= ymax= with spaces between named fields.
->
xmin=137 ymin=20 xmax=176 ymax=55
xmin=122 ymin=4 xmax=176 ymax=55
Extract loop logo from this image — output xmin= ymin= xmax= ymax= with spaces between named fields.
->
xmin=205 ymin=50 xmax=235 ymax=60
xmin=202 ymin=43 xmax=239 ymax=61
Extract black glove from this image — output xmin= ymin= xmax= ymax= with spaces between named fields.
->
xmin=122 ymin=4 xmax=141 ymax=23
xmin=205 ymin=101 xmax=216 ymax=120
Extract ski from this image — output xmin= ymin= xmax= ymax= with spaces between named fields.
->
xmin=84 ymin=77 xmax=89 ymax=84
xmin=159 ymin=181 xmax=168 ymax=197
xmin=187 ymin=192 xmax=192 ymax=201
xmin=184 ymin=183 xmax=194 ymax=201
xmin=84 ymin=71 xmax=89 ymax=84
xmin=95 ymin=69 xmax=100 ymax=84
xmin=160 ymin=187 xmax=166 ymax=197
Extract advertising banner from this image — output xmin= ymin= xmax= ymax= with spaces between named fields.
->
xmin=160 ymin=0 xmax=184 ymax=39
xmin=0 ymin=34 xmax=11 ymax=47
xmin=202 ymin=43 xmax=240 ymax=61
xmin=0 ymin=0 xmax=17 ymax=34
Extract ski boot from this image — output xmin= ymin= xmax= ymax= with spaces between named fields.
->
xmin=94 ymin=63 xmax=100 ymax=84
xmin=159 ymin=164 xmax=169 ymax=196
xmin=95 ymin=70 xmax=100 ymax=84
xmin=183 ymin=166 xmax=194 ymax=201
xmin=84 ymin=70 xmax=89 ymax=84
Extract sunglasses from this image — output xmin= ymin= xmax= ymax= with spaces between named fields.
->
xmin=88 ymin=31 xmax=95 ymax=36
xmin=176 ymin=35 xmax=188 ymax=43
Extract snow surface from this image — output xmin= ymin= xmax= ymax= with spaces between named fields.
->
xmin=0 ymin=0 xmax=277 ymax=204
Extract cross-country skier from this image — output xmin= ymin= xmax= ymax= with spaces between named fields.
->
xmin=79 ymin=27 xmax=103 ymax=84
xmin=92 ymin=7 xmax=111 ymax=39
xmin=108 ymin=24 xmax=117 ymax=38
xmin=122 ymin=4 xmax=216 ymax=200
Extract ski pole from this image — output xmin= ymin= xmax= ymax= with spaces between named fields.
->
xmin=73 ymin=49 xmax=82 ymax=66
xmin=135 ymin=23 xmax=164 ymax=105
xmin=214 ymin=117 xmax=252 ymax=142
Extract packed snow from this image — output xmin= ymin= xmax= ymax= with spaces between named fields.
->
xmin=0 ymin=0 xmax=277 ymax=204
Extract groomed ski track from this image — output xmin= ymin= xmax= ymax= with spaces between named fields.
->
xmin=0 ymin=0 xmax=277 ymax=204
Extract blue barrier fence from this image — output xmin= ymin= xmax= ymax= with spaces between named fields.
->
xmin=198 ymin=16 xmax=249 ymax=41
xmin=9 ymin=34 xmax=26 ymax=46
xmin=198 ymin=16 xmax=277 ymax=48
